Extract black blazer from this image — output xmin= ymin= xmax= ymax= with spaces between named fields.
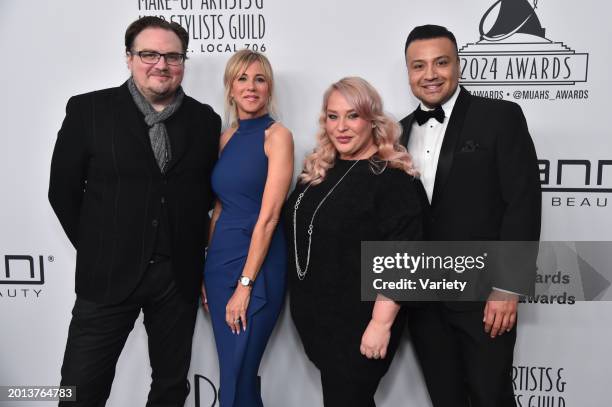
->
xmin=49 ymin=82 xmax=221 ymax=304
xmin=400 ymin=87 xmax=541 ymax=296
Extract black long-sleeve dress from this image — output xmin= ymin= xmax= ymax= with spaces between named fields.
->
xmin=285 ymin=158 xmax=426 ymax=401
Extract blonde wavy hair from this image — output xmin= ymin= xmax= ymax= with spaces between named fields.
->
xmin=299 ymin=77 xmax=416 ymax=185
xmin=223 ymin=49 xmax=278 ymax=128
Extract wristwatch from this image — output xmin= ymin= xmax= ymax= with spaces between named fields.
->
xmin=239 ymin=275 xmax=254 ymax=288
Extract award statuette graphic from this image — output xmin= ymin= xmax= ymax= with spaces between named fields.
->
xmin=459 ymin=0 xmax=589 ymax=85
xmin=480 ymin=0 xmax=545 ymax=41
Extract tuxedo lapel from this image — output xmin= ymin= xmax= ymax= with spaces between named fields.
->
xmin=430 ymin=87 xmax=471 ymax=207
xmin=400 ymin=113 xmax=416 ymax=147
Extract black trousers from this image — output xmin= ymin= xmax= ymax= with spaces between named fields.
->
xmin=59 ymin=259 xmax=198 ymax=407
xmin=408 ymin=303 xmax=516 ymax=407
xmin=320 ymin=369 xmax=380 ymax=407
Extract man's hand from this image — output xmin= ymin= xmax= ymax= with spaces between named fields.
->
xmin=483 ymin=290 xmax=518 ymax=338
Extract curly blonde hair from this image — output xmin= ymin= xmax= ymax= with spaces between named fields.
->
xmin=299 ymin=77 xmax=416 ymax=185
xmin=223 ymin=49 xmax=277 ymax=128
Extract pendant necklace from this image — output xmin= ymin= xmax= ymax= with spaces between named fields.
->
xmin=293 ymin=160 xmax=360 ymax=280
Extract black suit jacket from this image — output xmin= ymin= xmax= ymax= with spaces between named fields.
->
xmin=49 ymin=82 xmax=221 ymax=304
xmin=400 ymin=87 xmax=541 ymax=298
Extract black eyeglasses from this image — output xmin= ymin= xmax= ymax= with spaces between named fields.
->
xmin=130 ymin=50 xmax=187 ymax=66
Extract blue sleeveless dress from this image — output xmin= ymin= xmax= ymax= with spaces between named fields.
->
xmin=204 ymin=114 xmax=287 ymax=407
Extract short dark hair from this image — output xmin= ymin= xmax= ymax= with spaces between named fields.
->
xmin=404 ymin=24 xmax=458 ymax=55
xmin=125 ymin=16 xmax=189 ymax=53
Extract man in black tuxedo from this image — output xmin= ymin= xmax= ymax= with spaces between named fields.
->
xmin=49 ymin=17 xmax=220 ymax=406
xmin=400 ymin=25 xmax=541 ymax=407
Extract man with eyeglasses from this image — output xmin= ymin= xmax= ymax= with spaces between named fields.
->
xmin=49 ymin=16 xmax=220 ymax=406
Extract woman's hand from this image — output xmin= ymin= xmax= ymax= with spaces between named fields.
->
xmin=225 ymin=285 xmax=251 ymax=334
xmin=360 ymin=318 xmax=392 ymax=359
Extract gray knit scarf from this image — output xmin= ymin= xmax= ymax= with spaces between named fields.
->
xmin=127 ymin=77 xmax=185 ymax=173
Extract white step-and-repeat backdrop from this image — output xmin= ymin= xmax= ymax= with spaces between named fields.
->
xmin=1 ymin=1 xmax=611 ymax=406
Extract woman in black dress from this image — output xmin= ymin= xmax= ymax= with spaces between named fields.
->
xmin=285 ymin=77 xmax=426 ymax=406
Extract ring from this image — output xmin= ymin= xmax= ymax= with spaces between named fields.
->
xmin=373 ymin=352 xmax=379 ymax=358
xmin=234 ymin=318 xmax=240 ymax=323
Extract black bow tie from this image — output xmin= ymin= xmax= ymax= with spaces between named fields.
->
xmin=414 ymin=105 xmax=445 ymax=126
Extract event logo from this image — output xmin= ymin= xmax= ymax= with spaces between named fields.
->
xmin=539 ymin=159 xmax=611 ymax=208
xmin=0 ymin=255 xmax=49 ymax=299
xmin=459 ymin=1 xmax=589 ymax=101
xmin=530 ymin=242 xmax=611 ymax=303
xmin=512 ymin=365 xmax=567 ymax=406
xmin=522 ymin=241 xmax=612 ymax=304
xmin=192 ymin=373 xmax=262 ymax=406
xmin=0 ymin=255 xmax=45 ymax=285
xmin=137 ymin=0 xmax=267 ymax=54
xmin=193 ymin=374 xmax=217 ymax=407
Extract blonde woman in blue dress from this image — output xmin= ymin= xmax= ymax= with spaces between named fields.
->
xmin=203 ymin=49 xmax=294 ymax=406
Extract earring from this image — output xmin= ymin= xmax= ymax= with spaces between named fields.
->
xmin=372 ymin=123 xmax=377 ymax=128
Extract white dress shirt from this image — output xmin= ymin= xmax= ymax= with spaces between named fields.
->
xmin=407 ymin=86 xmax=516 ymax=296
xmin=407 ymin=86 xmax=460 ymax=203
